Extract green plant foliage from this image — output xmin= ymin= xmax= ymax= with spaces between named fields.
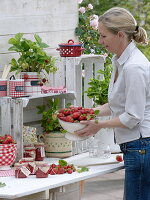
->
xmin=37 ymin=99 xmax=65 ymax=133
xmin=8 ymin=33 xmax=57 ymax=74
xmin=76 ymin=0 xmax=150 ymax=106
xmin=86 ymin=64 xmax=112 ymax=106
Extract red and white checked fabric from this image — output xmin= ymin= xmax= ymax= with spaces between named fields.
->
xmin=0 ymin=152 xmax=17 ymax=166
xmin=8 ymin=79 xmax=24 ymax=97
xmin=0 ymin=169 xmax=15 ymax=177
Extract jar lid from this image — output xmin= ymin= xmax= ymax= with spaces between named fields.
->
xmin=59 ymin=39 xmax=83 ymax=47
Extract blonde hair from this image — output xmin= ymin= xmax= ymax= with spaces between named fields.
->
xmin=98 ymin=7 xmax=148 ymax=45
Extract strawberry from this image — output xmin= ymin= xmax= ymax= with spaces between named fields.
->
xmin=57 ymin=113 xmax=65 ymax=118
xmin=72 ymin=112 xmax=80 ymax=119
xmin=45 ymin=59 xmax=49 ymax=64
xmin=59 ymin=116 xmax=67 ymax=121
xmin=67 ymin=169 xmax=73 ymax=174
xmin=66 ymin=115 xmax=74 ymax=123
xmin=42 ymin=78 xmax=47 ymax=83
xmin=57 ymin=167 xmax=65 ymax=174
xmin=116 ymin=155 xmax=123 ymax=162
xmin=51 ymin=163 xmax=56 ymax=168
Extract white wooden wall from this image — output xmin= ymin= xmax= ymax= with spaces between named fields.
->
xmin=0 ymin=0 xmax=78 ymax=76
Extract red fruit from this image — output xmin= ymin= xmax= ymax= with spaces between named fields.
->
xmin=66 ymin=115 xmax=74 ymax=123
xmin=78 ymin=115 xmax=84 ymax=121
xmin=42 ymin=78 xmax=47 ymax=83
xmin=5 ymin=135 xmax=14 ymax=143
xmin=59 ymin=116 xmax=67 ymax=121
xmin=67 ymin=169 xmax=73 ymax=174
xmin=63 ymin=109 xmax=71 ymax=116
xmin=45 ymin=59 xmax=49 ymax=64
xmin=77 ymin=106 xmax=83 ymax=110
xmin=57 ymin=113 xmax=65 ymax=118
xmin=0 ymin=136 xmax=5 ymax=143
xmin=51 ymin=163 xmax=56 ymax=168
xmin=57 ymin=168 xmax=65 ymax=174
xmin=116 ymin=155 xmax=123 ymax=162
xmin=72 ymin=112 xmax=80 ymax=119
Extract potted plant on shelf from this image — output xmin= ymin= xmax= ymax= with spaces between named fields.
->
xmin=8 ymin=33 xmax=57 ymax=96
xmin=37 ymin=98 xmax=72 ymax=158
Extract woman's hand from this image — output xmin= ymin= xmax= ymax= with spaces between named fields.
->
xmin=75 ymin=120 xmax=101 ymax=137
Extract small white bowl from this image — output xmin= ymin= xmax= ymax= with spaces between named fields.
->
xmin=58 ymin=119 xmax=88 ymax=141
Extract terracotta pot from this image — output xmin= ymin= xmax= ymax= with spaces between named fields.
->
xmin=38 ymin=132 xmax=72 ymax=158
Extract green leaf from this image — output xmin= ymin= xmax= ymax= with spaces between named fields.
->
xmin=34 ymin=34 xmax=42 ymax=44
xmin=77 ymin=167 xmax=89 ymax=173
xmin=15 ymin=33 xmax=23 ymax=41
xmin=8 ymin=38 xmax=18 ymax=45
xmin=59 ymin=160 xmax=68 ymax=166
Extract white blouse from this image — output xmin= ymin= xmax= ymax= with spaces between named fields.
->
xmin=108 ymin=41 xmax=150 ymax=144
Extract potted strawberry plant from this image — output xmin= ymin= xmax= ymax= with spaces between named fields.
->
xmin=8 ymin=33 xmax=57 ymax=96
xmin=37 ymin=98 xmax=72 ymax=158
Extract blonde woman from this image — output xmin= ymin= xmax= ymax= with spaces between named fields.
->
xmin=76 ymin=7 xmax=150 ymax=200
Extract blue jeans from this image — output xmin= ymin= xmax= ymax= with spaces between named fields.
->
xmin=120 ymin=137 xmax=150 ymax=200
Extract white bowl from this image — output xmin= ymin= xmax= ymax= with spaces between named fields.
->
xmin=58 ymin=119 xmax=88 ymax=141
xmin=58 ymin=119 xmax=86 ymax=134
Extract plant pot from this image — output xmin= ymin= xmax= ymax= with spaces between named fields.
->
xmin=38 ymin=132 xmax=72 ymax=158
xmin=20 ymin=72 xmax=42 ymax=96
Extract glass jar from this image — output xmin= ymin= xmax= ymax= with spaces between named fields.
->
xmin=34 ymin=143 xmax=45 ymax=161
xmin=24 ymin=146 xmax=36 ymax=159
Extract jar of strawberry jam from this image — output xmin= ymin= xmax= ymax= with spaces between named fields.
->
xmin=34 ymin=143 xmax=45 ymax=161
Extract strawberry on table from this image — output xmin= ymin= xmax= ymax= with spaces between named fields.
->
xmin=116 ymin=155 xmax=123 ymax=162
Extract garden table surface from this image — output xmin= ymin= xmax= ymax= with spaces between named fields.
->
xmin=0 ymin=152 xmax=124 ymax=199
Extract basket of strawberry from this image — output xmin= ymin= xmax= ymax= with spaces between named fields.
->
xmin=0 ymin=134 xmax=17 ymax=170
xmin=57 ymin=106 xmax=99 ymax=140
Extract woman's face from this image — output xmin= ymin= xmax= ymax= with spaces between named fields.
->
xmin=98 ymin=23 xmax=123 ymax=56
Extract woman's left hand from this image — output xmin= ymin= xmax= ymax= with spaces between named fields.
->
xmin=75 ymin=120 xmax=101 ymax=137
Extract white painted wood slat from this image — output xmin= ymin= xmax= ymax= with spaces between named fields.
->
xmin=12 ymin=99 xmax=23 ymax=161
xmin=1 ymin=97 xmax=11 ymax=135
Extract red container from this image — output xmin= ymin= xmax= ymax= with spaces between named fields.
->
xmin=57 ymin=39 xmax=84 ymax=57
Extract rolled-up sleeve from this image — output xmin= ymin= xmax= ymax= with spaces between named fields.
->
xmin=119 ymin=65 xmax=147 ymax=129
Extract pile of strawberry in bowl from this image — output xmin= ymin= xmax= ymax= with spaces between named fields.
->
xmin=57 ymin=106 xmax=99 ymax=141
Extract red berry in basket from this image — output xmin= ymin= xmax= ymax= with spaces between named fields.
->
xmin=116 ymin=155 xmax=123 ymax=162
xmin=57 ymin=113 xmax=65 ymax=118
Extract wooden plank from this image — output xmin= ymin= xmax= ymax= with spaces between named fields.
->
xmin=0 ymin=13 xmax=77 ymax=35
xmin=75 ymin=63 xmax=82 ymax=106
xmin=0 ymin=0 xmax=78 ymax=17
xmin=12 ymin=99 xmax=23 ymax=161
xmin=84 ymin=59 xmax=93 ymax=108
xmin=0 ymin=97 xmax=11 ymax=135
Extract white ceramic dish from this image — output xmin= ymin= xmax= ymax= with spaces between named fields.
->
xmin=58 ymin=119 xmax=86 ymax=133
